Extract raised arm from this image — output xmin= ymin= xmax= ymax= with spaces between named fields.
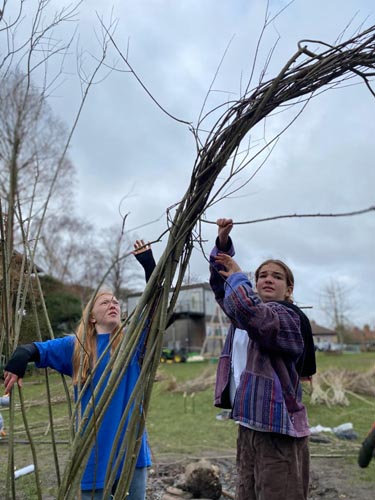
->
xmin=133 ymin=239 xmax=156 ymax=283
xmin=216 ymin=218 xmax=234 ymax=250
xmin=209 ymin=218 xmax=237 ymax=306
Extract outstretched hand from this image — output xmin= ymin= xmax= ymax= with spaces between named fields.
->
xmin=133 ymin=239 xmax=151 ymax=255
xmin=217 ymin=218 xmax=233 ymax=249
xmin=215 ymin=253 xmax=242 ymax=278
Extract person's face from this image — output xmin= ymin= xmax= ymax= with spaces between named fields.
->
xmin=256 ymin=263 xmax=293 ymax=302
xmin=91 ymin=293 xmax=121 ymax=333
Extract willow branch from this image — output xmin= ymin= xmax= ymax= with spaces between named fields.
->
xmin=202 ymin=205 xmax=375 ymax=225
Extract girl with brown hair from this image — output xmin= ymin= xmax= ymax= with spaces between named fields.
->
xmin=210 ymin=218 xmax=315 ymax=500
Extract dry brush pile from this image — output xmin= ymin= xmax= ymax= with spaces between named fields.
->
xmin=310 ymin=365 xmax=375 ymax=407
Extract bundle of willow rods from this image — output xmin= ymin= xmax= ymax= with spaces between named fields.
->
xmin=48 ymin=25 xmax=375 ymax=499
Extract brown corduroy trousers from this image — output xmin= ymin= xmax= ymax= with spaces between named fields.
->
xmin=236 ymin=426 xmax=310 ymax=500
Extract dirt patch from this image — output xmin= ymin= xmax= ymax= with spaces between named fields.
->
xmin=146 ymin=453 xmax=374 ymax=500
xmin=1 ymin=443 xmax=374 ymax=499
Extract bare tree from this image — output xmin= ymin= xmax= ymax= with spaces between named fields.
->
xmin=37 ymin=215 xmax=100 ymax=283
xmin=38 ymin=217 xmax=146 ymax=297
xmin=0 ymin=2 xmax=113 ymax=499
xmin=0 ymin=70 xmax=75 ymax=244
xmin=320 ymin=279 xmax=352 ymax=343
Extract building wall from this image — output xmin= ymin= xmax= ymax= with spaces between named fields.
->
xmin=164 ymin=317 xmax=206 ymax=352
xmin=127 ymin=285 xmax=212 ymax=316
xmin=127 ymin=284 xmax=219 ymax=352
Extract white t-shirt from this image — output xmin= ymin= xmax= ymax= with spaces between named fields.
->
xmin=230 ymin=328 xmax=249 ymax=406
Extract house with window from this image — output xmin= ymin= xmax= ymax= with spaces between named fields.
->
xmin=309 ymin=320 xmax=338 ymax=351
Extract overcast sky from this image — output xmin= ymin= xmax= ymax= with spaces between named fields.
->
xmin=11 ymin=0 xmax=375 ymax=328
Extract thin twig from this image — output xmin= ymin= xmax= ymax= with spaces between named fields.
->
xmin=202 ymin=205 xmax=375 ymax=225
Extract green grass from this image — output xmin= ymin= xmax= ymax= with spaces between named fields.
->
xmin=315 ymin=351 xmax=375 ymax=372
xmin=148 ymin=362 xmax=237 ymax=456
xmin=1 ymin=352 xmax=375 ymax=497
xmin=309 ymin=351 xmax=375 ymax=438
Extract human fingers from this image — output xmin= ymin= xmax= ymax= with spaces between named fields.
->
xmin=215 ymin=254 xmax=241 ymax=274
xmin=3 ymin=371 xmax=21 ymax=393
xmin=217 ymin=219 xmax=233 ymax=245
xmin=133 ymin=239 xmax=144 ymax=250
xmin=215 ymin=253 xmax=233 ymax=269
xmin=216 ymin=218 xmax=233 ymax=228
xmin=217 ymin=219 xmax=233 ymax=237
xmin=133 ymin=239 xmax=150 ymax=254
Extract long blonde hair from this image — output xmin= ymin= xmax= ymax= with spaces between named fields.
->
xmin=72 ymin=290 xmax=123 ymax=385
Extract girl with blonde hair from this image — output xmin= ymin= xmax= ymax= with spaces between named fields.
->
xmin=4 ymin=240 xmax=156 ymax=499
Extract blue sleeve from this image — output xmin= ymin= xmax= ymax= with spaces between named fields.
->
xmin=34 ymin=336 xmax=75 ymax=377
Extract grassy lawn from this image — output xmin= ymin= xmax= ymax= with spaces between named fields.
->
xmin=314 ymin=350 xmax=375 ymax=372
xmin=307 ymin=351 xmax=375 ymax=436
xmin=149 ymin=361 xmax=237 ymax=456
xmin=1 ymin=351 xmax=374 ymax=497
xmin=148 ymin=352 xmax=375 ymax=454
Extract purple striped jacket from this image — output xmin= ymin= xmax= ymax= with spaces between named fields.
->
xmin=210 ymin=241 xmax=310 ymax=437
